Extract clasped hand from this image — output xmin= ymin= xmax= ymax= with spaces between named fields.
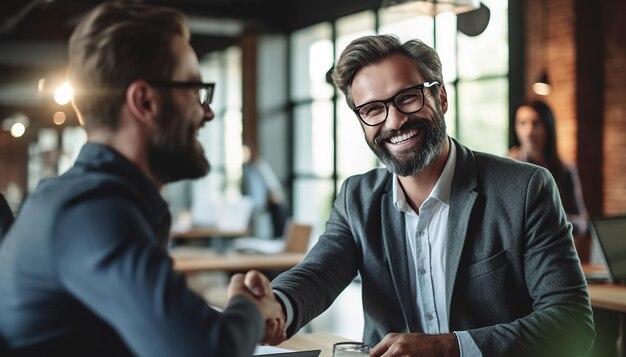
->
xmin=371 ymin=332 xmax=460 ymax=357
xmin=227 ymin=270 xmax=287 ymax=345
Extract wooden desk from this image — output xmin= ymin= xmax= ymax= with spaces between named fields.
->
xmin=588 ymin=283 xmax=626 ymax=313
xmin=171 ymin=226 xmax=250 ymax=239
xmin=586 ymin=284 xmax=626 ymax=356
xmin=278 ymin=332 xmax=354 ymax=357
xmin=171 ymin=248 xmax=305 ymax=273
xmin=583 ymin=264 xmax=626 ymax=356
xmin=582 ymin=263 xmax=626 ymax=312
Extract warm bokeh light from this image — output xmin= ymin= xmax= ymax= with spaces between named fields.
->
xmin=10 ymin=122 xmax=26 ymax=138
xmin=53 ymin=111 xmax=66 ymax=125
xmin=54 ymin=82 xmax=74 ymax=105
xmin=38 ymin=78 xmax=46 ymax=92
xmin=532 ymin=82 xmax=551 ymax=96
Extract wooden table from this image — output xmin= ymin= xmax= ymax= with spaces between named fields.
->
xmin=582 ymin=264 xmax=626 ymax=312
xmin=171 ymin=248 xmax=305 ymax=273
xmin=584 ymin=264 xmax=626 ymax=356
xmin=588 ymin=283 xmax=626 ymax=313
xmin=278 ymin=332 xmax=355 ymax=357
xmin=170 ymin=226 xmax=252 ymax=254
xmin=171 ymin=226 xmax=250 ymax=239
xmin=586 ymin=284 xmax=626 ymax=356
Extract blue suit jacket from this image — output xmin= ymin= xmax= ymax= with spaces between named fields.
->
xmin=0 ymin=143 xmax=263 ymax=357
xmin=272 ymin=139 xmax=594 ymax=356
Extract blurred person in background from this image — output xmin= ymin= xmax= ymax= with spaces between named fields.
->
xmin=508 ymin=99 xmax=589 ymax=237
xmin=242 ymin=144 xmax=289 ymax=238
xmin=0 ymin=2 xmax=284 ymax=356
xmin=509 ymin=100 xmax=622 ymax=357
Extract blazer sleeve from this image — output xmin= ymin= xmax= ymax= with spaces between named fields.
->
xmin=53 ymin=196 xmax=264 ymax=357
xmin=466 ymin=167 xmax=595 ymax=356
xmin=271 ymin=177 xmax=361 ymax=337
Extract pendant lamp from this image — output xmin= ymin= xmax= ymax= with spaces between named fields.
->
xmin=532 ymin=1 xmax=551 ymax=96
xmin=381 ymin=0 xmax=480 ymax=15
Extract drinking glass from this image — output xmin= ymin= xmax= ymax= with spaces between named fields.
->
xmin=332 ymin=342 xmax=370 ymax=356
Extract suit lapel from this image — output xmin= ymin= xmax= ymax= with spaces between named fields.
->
xmin=381 ymin=178 xmax=417 ymax=332
xmin=445 ymin=139 xmax=478 ymax=316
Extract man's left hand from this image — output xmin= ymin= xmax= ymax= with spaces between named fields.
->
xmin=371 ymin=332 xmax=460 ymax=357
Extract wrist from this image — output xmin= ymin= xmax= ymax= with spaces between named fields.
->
xmin=442 ymin=333 xmax=460 ymax=357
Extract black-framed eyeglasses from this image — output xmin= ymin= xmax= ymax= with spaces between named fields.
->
xmin=352 ymin=81 xmax=439 ymax=126
xmin=147 ymin=80 xmax=215 ymax=106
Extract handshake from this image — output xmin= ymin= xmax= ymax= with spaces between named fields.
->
xmin=227 ymin=270 xmax=288 ymax=345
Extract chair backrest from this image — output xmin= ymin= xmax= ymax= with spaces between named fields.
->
xmin=283 ymin=221 xmax=312 ymax=254
xmin=0 ymin=193 xmax=14 ymax=240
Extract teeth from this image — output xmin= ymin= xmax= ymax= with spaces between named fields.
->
xmin=389 ymin=129 xmax=418 ymax=144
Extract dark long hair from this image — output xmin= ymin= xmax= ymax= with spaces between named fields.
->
xmin=512 ymin=99 xmax=565 ymax=181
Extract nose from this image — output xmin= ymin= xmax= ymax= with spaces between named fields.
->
xmin=202 ymin=102 xmax=215 ymax=122
xmin=384 ymin=102 xmax=408 ymax=130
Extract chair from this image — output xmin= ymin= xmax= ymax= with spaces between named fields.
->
xmin=283 ymin=221 xmax=313 ymax=254
xmin=231 ymin=219 xmax=312 ymax=254
xmin=0 ymin=193 xmax=14 ymax=240
xmin=262 ymin=220 xmax=312 ymax=281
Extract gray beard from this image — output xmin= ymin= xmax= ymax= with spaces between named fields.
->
xmin=367 ymin=116 xmax=447 ymax=177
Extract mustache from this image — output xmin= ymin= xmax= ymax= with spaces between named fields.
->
xmin=374 ymin=119 xmax=430 ymax=146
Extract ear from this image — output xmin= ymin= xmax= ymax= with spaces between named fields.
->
xmin=438 ymin=83 xmax=448 ymax=114
xmin=126 ymin=80 xmax=159 ymax=125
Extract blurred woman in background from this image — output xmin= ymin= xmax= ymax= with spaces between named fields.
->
xmin=508 ymin=99 xmax=589 ymax=236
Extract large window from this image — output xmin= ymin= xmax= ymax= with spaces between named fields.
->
xmin=162 ymin=47 xmax=244 ymax=229
xmin=289 ymin=24 xmax=335 ymax=235
xmin=455 ymin=0 xmax=509 ymax=154
xmin=335 ymin=12 xmax=379 ymax=193
xmin=291 ymin=1 xmax=509 ymax=238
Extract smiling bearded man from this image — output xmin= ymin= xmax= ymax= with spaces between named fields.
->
xmin=269 ymin=34 xmax=594 ymax=357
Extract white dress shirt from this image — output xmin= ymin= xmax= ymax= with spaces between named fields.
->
xmin=275 ymin=139 xmax=481 ymax=356
xmin=392 ymin=139 xmax=481 ymax=356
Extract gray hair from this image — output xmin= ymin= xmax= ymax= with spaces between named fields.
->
xmin=331 ymin=34 xmax=443 ymax=108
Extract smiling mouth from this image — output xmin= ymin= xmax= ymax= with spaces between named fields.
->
xmin=388 ymin=129 xmax=419 ymax=144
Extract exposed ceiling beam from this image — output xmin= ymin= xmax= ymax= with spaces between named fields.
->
xmin=0 ymin=0 xmax=42 ymax=34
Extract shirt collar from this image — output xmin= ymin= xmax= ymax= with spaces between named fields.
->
xmin=392 ymin=137 xmax=457 ymax=212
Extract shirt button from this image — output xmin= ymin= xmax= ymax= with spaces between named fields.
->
xmin=419 ymin=268 xmax=427 ymax=275
xmin=419 ymin=231 xmax=425 ymax=237
xmin=426 ymin=314 xmax=434 ymax=320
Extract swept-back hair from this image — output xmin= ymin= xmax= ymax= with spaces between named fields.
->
xmin=68 ymin=2 xmax=189 ymax=131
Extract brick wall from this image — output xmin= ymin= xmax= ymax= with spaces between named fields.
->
xmin=602 ymin=0 xmax=626 ymax=215
xmin=525 ymin=0 xmax=576 ymax=163
xmin=525 ymin=0 xmax=626 ymax=216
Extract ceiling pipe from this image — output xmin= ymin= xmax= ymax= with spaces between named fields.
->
xmin=0 ymin=0 xmax=43 ymax=34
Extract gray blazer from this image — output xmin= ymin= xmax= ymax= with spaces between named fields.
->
xmin=272 ymin=139 xmax=594 ymax=356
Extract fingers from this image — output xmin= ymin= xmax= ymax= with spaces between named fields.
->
xmin=261 ymin=317 xmax=287 ymax=345
xmin=227 ymin=273 xmax=246 ymax=299
xmin=228 ymin=271 xmax=287 ymax=346
xmin=370 ymin=333 xmax=398 ymax=357
xmin=244 ymin=270 xmax=270 ymax=297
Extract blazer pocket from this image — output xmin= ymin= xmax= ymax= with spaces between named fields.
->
xmin=465 ymin=250 xmax=509 ymax=280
